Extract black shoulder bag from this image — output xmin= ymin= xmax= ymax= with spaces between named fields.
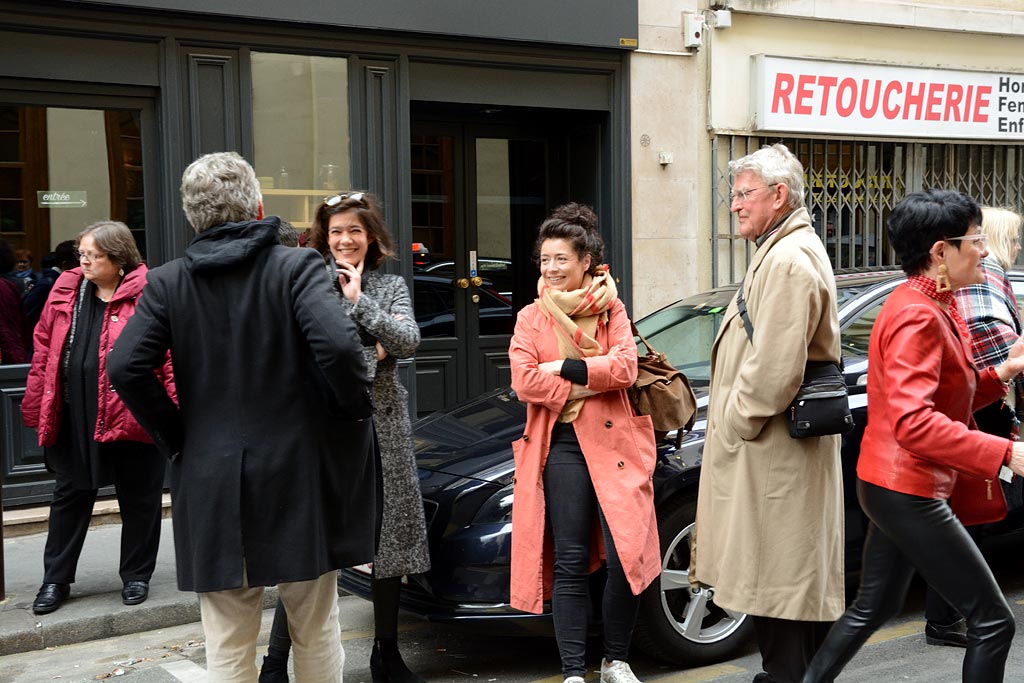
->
xmin=735 ymin=284 xmax=854 ymax=439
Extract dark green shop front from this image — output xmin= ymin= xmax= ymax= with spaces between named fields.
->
xmin=0 ymin=0 xmax=637 ymax=507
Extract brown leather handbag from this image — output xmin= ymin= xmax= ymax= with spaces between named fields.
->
xmin=628 ymin=322 xmax=698 ymax=448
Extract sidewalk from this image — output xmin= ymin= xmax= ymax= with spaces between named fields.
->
xmin=0 ymin=504 xmax=277 ymax=656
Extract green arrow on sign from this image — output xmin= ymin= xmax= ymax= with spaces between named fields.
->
xmin=37 ymin=191 xmax=88 ymax=208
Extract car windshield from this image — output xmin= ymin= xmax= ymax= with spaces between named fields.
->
xmin=633 ymin=274 xmax=899 ymax=389
xmin=634 ymin=288 xmax=735 ymax=388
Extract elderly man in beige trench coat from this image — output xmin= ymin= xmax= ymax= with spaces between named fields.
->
xmin=691 ymin=144 xmax=844 ymax=683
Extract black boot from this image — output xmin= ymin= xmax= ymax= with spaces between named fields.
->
xmin=370 ymin=637 xmax=425 ymax=683
xmin=925 ymin=618 xmax=969 ymax=648
xmin=258 ymin=647 xmax=290 ymax=683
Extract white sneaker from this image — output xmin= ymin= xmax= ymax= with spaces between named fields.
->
xmin=600 ymin=659 xmax=641 ymax=683
xmin=564 ymin=677 xmax=586 ymax=683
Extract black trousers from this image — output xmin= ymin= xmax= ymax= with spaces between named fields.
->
xmin=543 ymin=423 xmax=639 ymax=678
xmin=802 ymin=480 xmax=1014 ymax=683
xmin=42 ymin=448 xmax=164 ymax=584
xmin=753 ymin=616 xmax=832 ymax=683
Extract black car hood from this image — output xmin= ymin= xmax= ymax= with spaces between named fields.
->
xmin=412 ymin=388 xmax=525 ymax=483
xmin=412 ymin=385 xmax=711 ymax=483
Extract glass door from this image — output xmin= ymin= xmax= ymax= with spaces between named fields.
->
xmin=0 ymin=96 xmax=158 ymax=507
xmin=410 ymin=122 xmax=551 ymax=416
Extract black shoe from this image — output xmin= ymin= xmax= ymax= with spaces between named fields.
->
xmin=752 ymin=674 xmax=774 ymax=683
xmin=370 ymin=638 xmax=426 ymax=683
xmin=925 ymin=618 xmax=968 ymax=648
xmin=121 ymin=580 xmax=150 ymax=605
xmin=32 ymin=583 xmax=70 ymax=615
xmin=259 ymin=653 xmax=290 ymax=683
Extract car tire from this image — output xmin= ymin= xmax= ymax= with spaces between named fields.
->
xmin=633 ymin=494 xmax=754 ymax=666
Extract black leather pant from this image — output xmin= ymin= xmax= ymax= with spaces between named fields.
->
xmin=802 ymin=480 xmax=1014 ymax=683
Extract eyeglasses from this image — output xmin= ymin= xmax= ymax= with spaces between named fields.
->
xmin=945 ymin=233 xmax=988 ymax=246
xmin=323 ymin=192 xmax=365 ymax=207
xmin=74 ymin=250 xmax=108 ymax=262
xmin=729 ymin=184 xmax=778 ymax=203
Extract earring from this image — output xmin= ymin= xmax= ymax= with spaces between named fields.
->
xmin=118 ymin=268 xmax=125 ymax=277
xmin=936 ymin=263 xmax=951 ymax=293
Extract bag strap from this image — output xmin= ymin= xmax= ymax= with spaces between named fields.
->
xmin=735 ymin=283 xmax=754 ymax=344
xmin=631 ymin=321 xmax=661 ymax=357
xmin=736 ymin=283 xmax=844 ymax=372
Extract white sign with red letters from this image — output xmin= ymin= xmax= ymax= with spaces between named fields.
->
xmin=753 ymin=55 xmax=1024 ymax=140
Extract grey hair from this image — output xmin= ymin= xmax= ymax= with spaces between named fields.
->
xmin=180 ymin=152 xmax=261 ymax=232
xmin=78 ymin=220 xmax=141 ymax=273
xmin=728 ymin=143 xmax=806 ymax=211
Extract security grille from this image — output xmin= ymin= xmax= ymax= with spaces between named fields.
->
xmin=711 ymin=135 xmax=1024 ymax=287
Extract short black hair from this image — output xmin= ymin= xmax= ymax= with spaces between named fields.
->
xmin=53 ymin=240 xmax=77 ymax=270
xmin=887 ymin=189 xmax=982 ymax=276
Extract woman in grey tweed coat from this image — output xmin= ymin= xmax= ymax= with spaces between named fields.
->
xmin=260 ymin=193 xmax=430 ymax=683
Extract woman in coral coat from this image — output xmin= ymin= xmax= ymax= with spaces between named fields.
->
xmin=22 ymin=221 xmax=175 ymax=616
xmin=509 ymin=203 xmax=660 ymax=683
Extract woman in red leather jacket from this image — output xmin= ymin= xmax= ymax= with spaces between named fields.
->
xmin=803 ymin=190 xmax=1024 ymax=683
xmin=22 ymin=221 xmax=175 ymax=616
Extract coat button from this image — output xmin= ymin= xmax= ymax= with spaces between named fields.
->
xmin=523 ymin=434 xmax=529 ymax=441
xmin=617 ymin=461 xmax=625 ymax=469
xmin=605 ymin=420 xmax=613 ymax=428
xmin=110 ymin=314 xmax=119 ymax=322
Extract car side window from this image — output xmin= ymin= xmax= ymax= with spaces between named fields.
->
xmin=840 ymin=300 xmax=885 ymax=359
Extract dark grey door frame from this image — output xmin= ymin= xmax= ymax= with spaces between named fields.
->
xmin=0 ymin=86 xmax=164 ymax=507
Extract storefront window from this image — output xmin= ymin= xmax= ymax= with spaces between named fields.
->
xmin=251 ymin=53 xmax=350 ymax=237
xmin=0 ymin=105 xmax=146 ymax=362
xmin=711 ymin=134 xmax=1024 ymax=286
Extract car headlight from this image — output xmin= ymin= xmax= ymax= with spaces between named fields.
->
xmin=472 ymin=483 xmax=514 ymax=524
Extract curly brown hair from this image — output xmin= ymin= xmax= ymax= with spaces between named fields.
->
xmin=308 ymin=192 xmax=394 ymax=270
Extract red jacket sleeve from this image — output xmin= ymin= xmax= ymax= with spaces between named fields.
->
xmin=880 ymin=305 xmax=1008 ymax=478
xmin=21 ymin=296 xmax=55 ymax=428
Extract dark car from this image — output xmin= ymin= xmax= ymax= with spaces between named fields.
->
xmin=341 ymin=268 xmax=1024 ymax=666
xmin=412 ymin=274 xmax=513 ymax=338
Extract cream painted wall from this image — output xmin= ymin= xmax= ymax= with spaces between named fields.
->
xmin=630 ymin=1 xmax=1024 ymax=311
xmin=46 ymin=108 xmax=112 ymax=245
xmin=630 ymin=0 xmax=706 ymax=318
xmin=710 ymin=14 xmax=1024 ymax=133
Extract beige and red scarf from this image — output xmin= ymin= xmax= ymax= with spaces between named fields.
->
xmin=536 ymin=265 xmax=618 ymax=422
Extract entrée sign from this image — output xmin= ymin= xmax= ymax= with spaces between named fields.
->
xmin=37 ymin=191 xmax=88 ymax=208
xmin=753 ymin=55 xmax=1024 ymax=140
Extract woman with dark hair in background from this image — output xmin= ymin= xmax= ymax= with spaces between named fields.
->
xmin=259 ymin=193 xmax=430 ymax=683
xmin=21 ymin=221 xmax=175 ymax=615
xmin=0 ymin=238 xmax=29 ymax=364
xmin=508 ymin=203 xmax=660 ymax=683
xmin=802 ymin=191 xmax=1024 ymax=683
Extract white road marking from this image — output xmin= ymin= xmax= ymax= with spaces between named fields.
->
xmin=161 ymin=659 xmax=209 ymax=682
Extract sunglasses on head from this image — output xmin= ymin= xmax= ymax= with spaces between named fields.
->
xmin=323 ymin=192 xmax=365 ymax=207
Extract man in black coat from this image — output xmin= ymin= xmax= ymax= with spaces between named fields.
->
xmin=109 ymin=151 xmax=375 ymax=683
